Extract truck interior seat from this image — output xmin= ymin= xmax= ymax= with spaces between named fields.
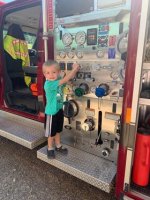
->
xmin=4 ymin=51 xmax=26 ymax=90
xmin=3 ymin=24 xmax=39 ymax=114
xmin=4 ymin=50 xmax=39 ymax=114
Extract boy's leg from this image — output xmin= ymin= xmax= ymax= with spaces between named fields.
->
xmin=47 ymin=136 xmax=55 ymax=159
xmin=48 ymin=136 xmax=54 ymax=149
xmin=55 ymin=133 xmax=68 ymax=155
xmin=45 ymin=114 xmax=55 ymax=159
xmin=55 ymin=132 xmax=61 ymax=147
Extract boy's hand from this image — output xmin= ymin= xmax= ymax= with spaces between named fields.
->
xmin=72 ymin=63 xmax=80 ymax=72
xmin=59 ymin=62 xmax=80 ymax=85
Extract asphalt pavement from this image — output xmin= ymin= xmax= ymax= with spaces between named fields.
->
xmin=0 ymin=136 xmax=116 ymax=200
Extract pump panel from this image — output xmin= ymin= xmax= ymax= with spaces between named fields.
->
xmin=54 ymin=1 xmax=130 ymax=163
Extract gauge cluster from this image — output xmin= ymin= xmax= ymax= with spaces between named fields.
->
xmin=55 ymin=22 xmax=128 ymax=61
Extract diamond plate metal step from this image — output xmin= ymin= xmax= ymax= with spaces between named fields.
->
xmin=0 ymin=110 xmax=46 ymax=149
xmin=37 ymin=145 xmax=116 ymax=193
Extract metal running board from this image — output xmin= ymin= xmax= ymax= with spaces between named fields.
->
xmin=0 ymin=110 xmax=46 ymax=149
xmin=37 ymin=145 xmax=116 ymax=193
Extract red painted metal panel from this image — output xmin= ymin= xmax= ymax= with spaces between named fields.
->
xmin=0 ymin=0 xmax=43 ymax=120
xmin=115 ymin=145 xmax=127 ymax=198
xmin=115 ymin=147 xmax=144 ymax=200
xmin=121 ymin=0 xmax=142 ymax=123
xmin=46 ymin=0 xmax=54 ymax=31
xmin=125 ymin=193 xmax=144 ymax=200
xmin=116 ymin=0 xmax=142 ymax=198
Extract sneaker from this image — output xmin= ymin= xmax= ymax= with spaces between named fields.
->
xmin=47 ymin=149 xmax=55 ymax=159
xmin=55 ymin=146 xmax=68 ymax=155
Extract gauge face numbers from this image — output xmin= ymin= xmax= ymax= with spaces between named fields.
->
xmin=96 ymin=50 xmax=104 ymax=58
xmin=67 ymin=51 xmax=75 ymax=59
xmin=62 ymin=33 xmax=73 ymax=46
xmin=76 ymin=51 xmax=83 ymax=59
xmin=59 ymin=51 xmax=66 ymax=58
xmin=110 ymin=71 xmax=119 ymax=80
xmin=75 ymin=31 xmax=86 ymax=45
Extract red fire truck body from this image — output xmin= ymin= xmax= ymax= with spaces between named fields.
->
xmin=0 ymin=1 xmax=150 ymax=199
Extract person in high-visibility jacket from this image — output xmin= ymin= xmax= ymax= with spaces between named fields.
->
xmin=3 ymin=24 xmax=37 ymax=95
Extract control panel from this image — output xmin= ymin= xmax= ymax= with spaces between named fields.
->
xmin=54 ymin=11 xmax=130 ymax=163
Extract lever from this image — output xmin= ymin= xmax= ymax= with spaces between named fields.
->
xmin=95 ymin=111 xmax=103 ymax=145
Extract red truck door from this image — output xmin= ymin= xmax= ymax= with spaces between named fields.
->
xmin=0 ymin=0 xmax=47 ymax=121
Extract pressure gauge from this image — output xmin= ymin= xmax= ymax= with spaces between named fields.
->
xmin=110 ymin=71 xmax=119 ymax=80
xmin=59 ymin=51 xmax=66 ymax=58
xmin=96 ymin=50 xmax=104 ymax=58
xmin=67 ymin=51 xmax=75 ymax=59
xmin=62 ymin=33 xmax=73 ymax=46
xmin=117 ymin=30 xmax=128 ymax=54
xmin=75 ymin=31 xmax=86 ymax=45
xmin=76 ymin=51 xmax=83 ymax=59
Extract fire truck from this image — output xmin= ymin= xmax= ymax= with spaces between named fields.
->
xmin=0 ymin=0 xmax=150 ymax=199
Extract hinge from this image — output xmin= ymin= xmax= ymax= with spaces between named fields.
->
xmin=120 ymin=123 xmax=136 ymax=148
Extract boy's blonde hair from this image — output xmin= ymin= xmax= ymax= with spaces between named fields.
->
xmin=42 ymin=60 xmax=60 ymax=73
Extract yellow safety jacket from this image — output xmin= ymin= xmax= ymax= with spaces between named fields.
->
xmin=4 ymin=35 xmax=31 ymax=86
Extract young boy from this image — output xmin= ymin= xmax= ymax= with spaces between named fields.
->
xmin=43 ymin=60 xmax=80 ymax=159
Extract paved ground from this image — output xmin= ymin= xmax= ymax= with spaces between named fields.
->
xmin=0 ymin=136 xmax=116 ymax=200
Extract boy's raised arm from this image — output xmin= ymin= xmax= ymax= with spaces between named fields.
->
xmin=59 ymin=63 xmax=80 ymax=85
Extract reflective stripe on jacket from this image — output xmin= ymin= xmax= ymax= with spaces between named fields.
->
xmin=4 ymin=35 xmax=31 ymax=86
xmin=4 ymin=35 xmax=30 ymax=67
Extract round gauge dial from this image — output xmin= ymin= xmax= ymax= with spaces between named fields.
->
xmin=59 ymin=51 xmax=66 ymax=58
xmin=62 ymin=33 xmax=73 ymax=46
xmin=67 ymin=51 xmax=75 ymax=59
xmin=117 ymin=31 xmax=128 ymax=54
xmin=110 ymin=71 xmax=119 ymax=80
xmin=96 ymin=50 xmax=104 ymax=58
xmin=75 ymin=31 xmax=86 ymax=45
xmin=76 ymin=51 xmax=83 ymax=59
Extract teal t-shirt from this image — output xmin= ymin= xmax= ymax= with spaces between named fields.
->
xmin=44 ymin=79 xmax=64 ymax=115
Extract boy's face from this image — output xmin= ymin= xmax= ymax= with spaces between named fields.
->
xmin=43 ymin=65 xmax=60 ymax=81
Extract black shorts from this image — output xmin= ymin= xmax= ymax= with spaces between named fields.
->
xmin=45 ymin=109 xmax=64 ymax=137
